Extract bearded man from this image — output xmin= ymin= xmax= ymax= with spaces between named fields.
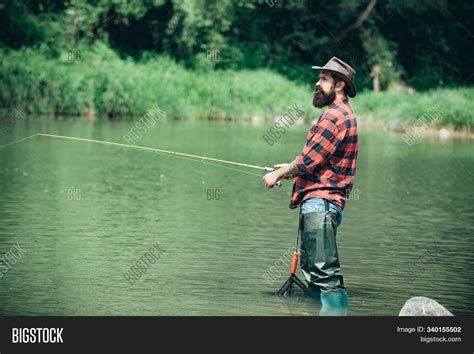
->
xmin=263 ymin=57 xmax=358 ymax=310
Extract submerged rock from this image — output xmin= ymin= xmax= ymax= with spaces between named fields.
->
xmin=399 ymin=296 xmax=453 ymax=316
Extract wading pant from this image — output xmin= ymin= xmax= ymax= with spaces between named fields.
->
xmin=299 ymin=199 xmax=345 ymax=294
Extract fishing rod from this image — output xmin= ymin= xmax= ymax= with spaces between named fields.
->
xmin=0 ymin=133 xmax=282 ymax=186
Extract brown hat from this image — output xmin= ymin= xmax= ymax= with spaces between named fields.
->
xmin=312 ymin=57 xmax=357 ymax=97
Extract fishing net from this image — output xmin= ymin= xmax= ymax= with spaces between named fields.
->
xmin=275 ymin=216 xmax=307 ymax=296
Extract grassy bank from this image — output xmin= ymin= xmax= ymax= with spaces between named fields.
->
xmin=353 ymin=89 xmax=473 ymax=131
xmin=0 ymin=43 xmax=472 ymax=130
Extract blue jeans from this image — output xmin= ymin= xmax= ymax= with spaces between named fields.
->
xmin=300 ymin=197 xmax=343 ymax=227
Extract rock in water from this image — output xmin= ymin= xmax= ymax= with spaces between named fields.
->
xmin=250 ymin=115 xmax=264 ymax=125
xmin=399 ymin=296 xmax=453 ymax=316
xmin=438 ymin=128 xmax=450 ymax=139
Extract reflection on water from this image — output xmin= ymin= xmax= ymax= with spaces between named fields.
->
xmin=0 ymin=116 xmax=472 ymax=315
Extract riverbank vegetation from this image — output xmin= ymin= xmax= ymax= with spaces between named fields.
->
xmin=0 ymin=1 xmax=472 ymax=131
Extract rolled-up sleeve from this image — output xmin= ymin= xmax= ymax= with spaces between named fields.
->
xmin=295 ymin=116 xmax=343 ymax=175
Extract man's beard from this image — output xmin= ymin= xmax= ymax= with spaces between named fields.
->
xmin=312 ymin=87 xmax=336 ymax=108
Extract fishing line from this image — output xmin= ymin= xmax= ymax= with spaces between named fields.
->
xmin=137 ymin=145 xmax=262 ymax=177
xmin=0 ymin=134 xmax=38 ymax=149
xmin=0 ymin=133 xmax=275 ymax=179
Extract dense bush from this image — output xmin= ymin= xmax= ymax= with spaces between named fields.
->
xmin=1 ymin=44 xmax=472 ymax=129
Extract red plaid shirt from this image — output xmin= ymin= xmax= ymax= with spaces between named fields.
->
xmin=290 ymin=97 xmax=358 ymax=210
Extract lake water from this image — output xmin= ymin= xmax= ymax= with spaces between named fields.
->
xmin=0 ymin=116 xmax=472 ymax=315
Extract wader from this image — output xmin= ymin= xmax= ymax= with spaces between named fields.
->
xmin=299 ymin=199 xmax=346 ymax=296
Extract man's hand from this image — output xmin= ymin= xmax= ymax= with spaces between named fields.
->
xmin=262 ymin=170 xmax=281 ymax=189
xmin=273 ymin=163 xmax=294 ymax=179
xmin=273 ymin=163 xmax=290 ymax=169
xmin=262 ymin=160 xmax=302 ymax=188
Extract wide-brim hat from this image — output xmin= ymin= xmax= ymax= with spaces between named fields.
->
xmin=312 ymin=57 xmax=357 ymax=97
